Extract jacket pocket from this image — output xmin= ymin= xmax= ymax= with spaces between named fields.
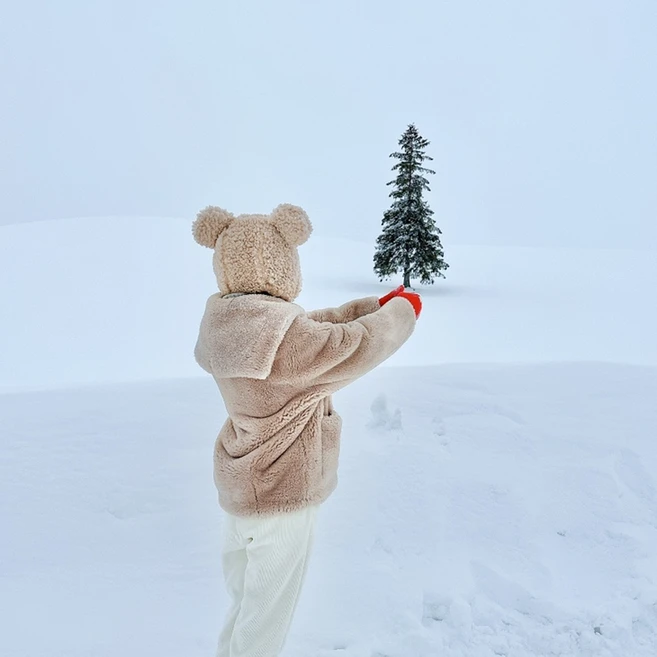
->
xmin=321 ymin=411 xmax=342 ymax=479
xmin=325 ymin=394 xmax=336 ymax=417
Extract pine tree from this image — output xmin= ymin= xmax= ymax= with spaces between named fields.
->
xmin=374 ymin=124 xmax=448 ymax=288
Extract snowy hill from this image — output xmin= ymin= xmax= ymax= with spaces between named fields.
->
xmin=1 ymin=218 xmax=657 ymax=656
xmin=1 ymin=217 xmax=656 ymax=391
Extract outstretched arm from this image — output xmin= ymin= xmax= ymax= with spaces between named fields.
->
xmin=307 ymin=296 xmax=381 ymax=324
xmin=281 ymin=297 xmax=417 ymax=390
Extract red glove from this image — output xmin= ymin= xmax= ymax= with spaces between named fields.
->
xmin=398 ymin=291 xmax=422 ymax=318
xmin=379 ymin=285 xmax=405 ymax=306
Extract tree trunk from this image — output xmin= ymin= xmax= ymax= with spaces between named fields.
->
xmin=403 ymin=270 xmax=411 ymax=288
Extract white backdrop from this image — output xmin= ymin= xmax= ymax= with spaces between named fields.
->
xmin=2 ymin=0 xmax=656 ymax=248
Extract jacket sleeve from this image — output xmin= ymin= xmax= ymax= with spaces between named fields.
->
xmin=279 ymin=297 xmax=416 ymax=389
xmin=306 ymin=296 xmax=381 ymax=324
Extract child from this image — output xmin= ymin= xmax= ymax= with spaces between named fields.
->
xmin=192 ymin=203 xmax=420 ymax=657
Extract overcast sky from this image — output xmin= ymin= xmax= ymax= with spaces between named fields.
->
xmin=1 ymin=0 xmax=655 ymax=247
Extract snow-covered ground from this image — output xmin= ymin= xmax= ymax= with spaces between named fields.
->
xmin=1 ymin=218 xmax=657 ymax=656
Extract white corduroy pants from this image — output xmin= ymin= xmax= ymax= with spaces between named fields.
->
xmin=216 ymin=505 xmax=319 ymax=657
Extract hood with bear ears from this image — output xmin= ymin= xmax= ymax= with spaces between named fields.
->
xmin=192 ymin=203 xmax=312 ymax=302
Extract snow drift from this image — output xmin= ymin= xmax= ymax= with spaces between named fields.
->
xmin=2 ymin=365 xmax=657 ymax=656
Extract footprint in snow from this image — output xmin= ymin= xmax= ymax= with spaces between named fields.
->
xmin=431 ymin=417 xmax=450 ymax=450
xmin=368 ymin=394 xmax=402 ymax=432
xmin=422 ymin=591 xmax=452 ymax=627
xmin=470 ymin=561 xmax=557 ymax=621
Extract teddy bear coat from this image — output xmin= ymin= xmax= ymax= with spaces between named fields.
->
xmin=195 ymin=293 xmax=416 ymax=516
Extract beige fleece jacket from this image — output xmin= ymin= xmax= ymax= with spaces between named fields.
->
xmin=195 ymin=293 xmax=416 ymax=516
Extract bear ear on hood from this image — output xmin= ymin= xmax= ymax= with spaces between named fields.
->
xmin=192 ymin=206 xmax=234 ymax=248
xmin=271 ymin=204 xmax=313 ymax=246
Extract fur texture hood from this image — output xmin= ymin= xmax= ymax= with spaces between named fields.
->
xmin=194 ymin=293 xmax=303 ymax=380
xmin=192 ymin=203 xmax=311 ymax=302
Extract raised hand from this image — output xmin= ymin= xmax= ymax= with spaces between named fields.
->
xmin=379 ymin=285 xmax=405 ymax=307
xmin=397 ymin=291 xmax=422 ymax=318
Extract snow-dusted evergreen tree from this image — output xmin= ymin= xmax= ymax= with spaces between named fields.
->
xmin=374 ymin=124 xmax=448 ymax=288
